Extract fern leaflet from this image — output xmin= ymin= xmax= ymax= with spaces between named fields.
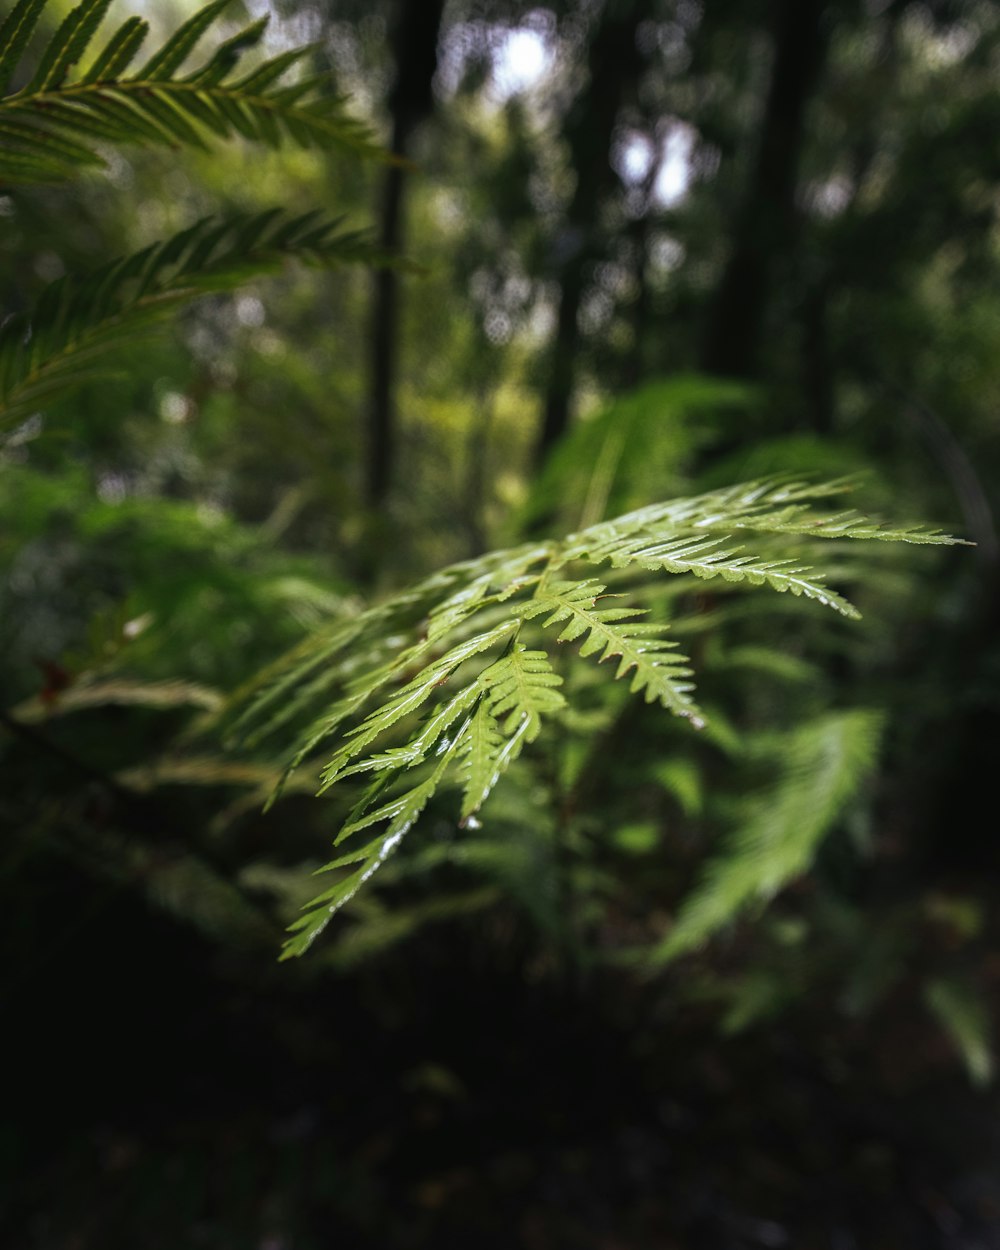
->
xmin=579 ymin=532 xmax=860 ymax=617
xmin=459 ymin=645 xmax=566 ymax=818
xmin=563 ymin=478 xmax=961 ymax=560
xmin=519 ymin=578 xmax=700 ymax=719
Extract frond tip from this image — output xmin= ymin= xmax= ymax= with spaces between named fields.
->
xmin=0 ymin=0 xmax=387 ymax=184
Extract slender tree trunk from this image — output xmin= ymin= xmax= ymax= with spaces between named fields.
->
xmin=535 ymin=0 xmax=647 ymax=467
xmin=367 ymin=118 xmax=408 ymax=509
xmin=801 ymin=281 xmax=833 ymax=433
xmin=366 ymin=0 xmax=446 ymax=509
xmin=701 ymin=0 xmax=829 ymax=380
xmin=798 ymin=9 xmax=902 ymax=436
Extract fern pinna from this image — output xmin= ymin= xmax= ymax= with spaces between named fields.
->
xmin=0 ymin=0 xmax=383 ymax=184
xmin=230 ymin=478 xmax=960 ymax=959
xmin=0 ymin=211 xmax=393 ymax=429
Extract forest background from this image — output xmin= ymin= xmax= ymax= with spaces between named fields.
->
xmin=2 ymin=0 xmax=1000 ymax=1246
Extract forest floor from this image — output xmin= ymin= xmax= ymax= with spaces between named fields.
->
xmin=5 ymin=883 xmax=999 ymax=1250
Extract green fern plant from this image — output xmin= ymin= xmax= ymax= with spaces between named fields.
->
xmin=229 ymin=478 xmax=959 ymax=959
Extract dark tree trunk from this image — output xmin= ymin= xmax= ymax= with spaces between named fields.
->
xmin=801 ymin=281 xmax=833 ymax=434
xmin=701 ymin=0 xmax=829 ymax=380
xmin=367 ymin=121 xmax=407 ymax=509
xmin=535 ymin=0 xmax=648 ymax=467
xmin=366 ymin=0 xmax=446 ymax=509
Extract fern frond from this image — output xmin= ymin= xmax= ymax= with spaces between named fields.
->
xmin=0 ymin=211 xmax=388 ymax=428
xmin=328 ymin=681 xmax=482 ymax=786
xmin=519 ymin=578 xmax=700 ymax=720
xmin=226 ymin=579 xmax=458 ymax=750
xmin=681 ymin=477 xmax=962 ymax=544
xmin=558 ymin=477 xmax=962 ymax=618
xmin=227 ymin=476 xmax=961 ymax=957
xmin=652 ymin=709 xmax=884 ymax=961
xmin=0 ymin=0 xmax=385 ymax=184
xmin=720 ymin=507 xmax=961 ymax=545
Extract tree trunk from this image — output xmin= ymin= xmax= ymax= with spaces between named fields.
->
xmin=701 ymin=0 xmax=829 ymax=380
xmin=535 ymin=0 xmax=648 ymax=467
xmin=366 ymin=0 xmax=446 ymax=509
